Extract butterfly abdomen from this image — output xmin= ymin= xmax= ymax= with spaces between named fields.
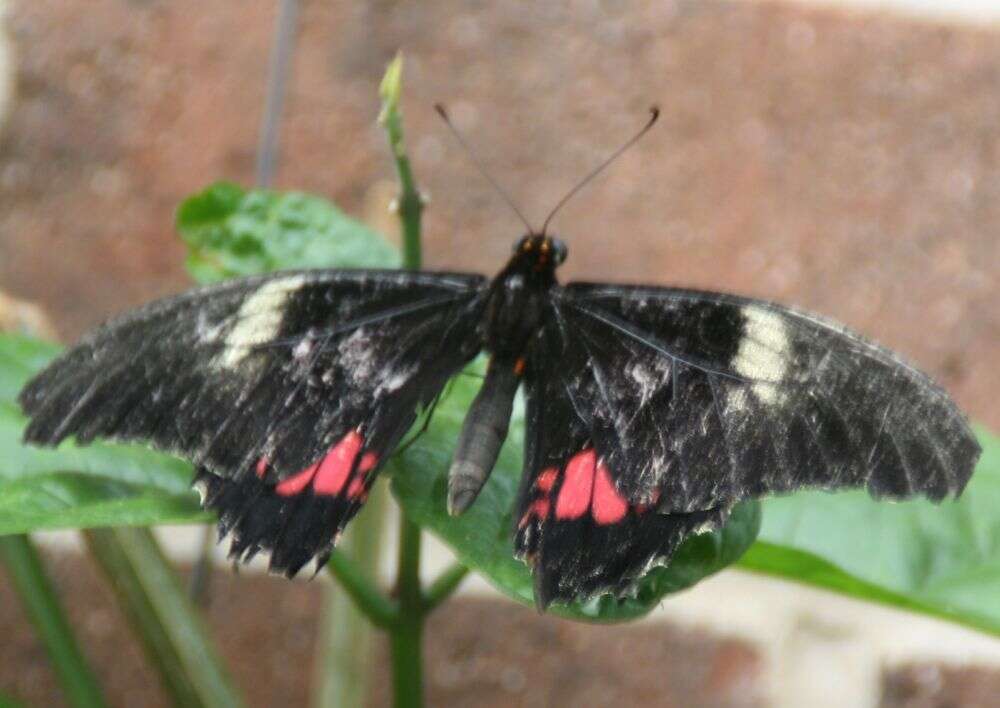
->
xmin=447 ymin=358 xmax=521 ymax=515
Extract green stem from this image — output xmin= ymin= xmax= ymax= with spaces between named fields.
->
xmin=392 ymin=516 xmax=424 ymax=708
xmin=315 ymin=486 xmax=392 ymax=707
xmin=0 ymin=535 xmax=107 ymax=708
xmin=323 ymin=512 xmax=397 ymax=629
xmin=379 ymin=53 xmax=423 ymax=272
xmin=84 ymin=528 xmax=243 ymax=708
xmin=423 ymin=562 xmax=469 ymax=614
xmin=378 ymin=52 xmax=474 ymax=708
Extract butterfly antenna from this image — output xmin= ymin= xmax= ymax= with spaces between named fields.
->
xmin=539 ymin=105 xmax=660 ymax=236
xmin=435 ymin=103 xmax=535 ymax=234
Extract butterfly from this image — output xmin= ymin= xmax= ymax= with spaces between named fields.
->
xmin=17 ymin=108 xmax=982 ymax=610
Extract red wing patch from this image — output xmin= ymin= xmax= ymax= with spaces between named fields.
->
xmin=263 ymin=429 xmax=377 ymax=500
xmin=591 ymin=461 xmax=628 ymax=524
xmin=313 ymin=431 xmax=363 ymax=494
xmin=555 ymin=450 xmax=596 ymax=520
xmin=520 ymin=448 xmax=638 ymax=529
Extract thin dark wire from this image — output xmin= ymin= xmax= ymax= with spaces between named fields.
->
xmin=539 ymin=106 xmax=660 ymax=235
xmin=255 ymin=0 xmax=301 ymax=187
xmin=434 ymin=103 xmax=536 ymax=234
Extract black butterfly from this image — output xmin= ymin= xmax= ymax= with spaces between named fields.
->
xmin=17 ymin=111 xmax=982 ymax=609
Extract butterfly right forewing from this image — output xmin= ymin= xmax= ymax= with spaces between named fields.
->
xmin=21 ymin=268 xmax=489 ymax=574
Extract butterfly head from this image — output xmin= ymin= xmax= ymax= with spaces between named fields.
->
xmin=513 ymin=234 xmax=568 ymax=271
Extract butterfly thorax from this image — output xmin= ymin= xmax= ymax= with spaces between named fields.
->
xmin=483 ymin=234 xmax=566 ymax=359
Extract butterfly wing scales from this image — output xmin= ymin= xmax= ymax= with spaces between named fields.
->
xmin=515 ymin=318 xmax=728 ymax=607
xmin=557 ymin=284 xmax=980 ymax=509
xmin=20 ymin=269 xmax=488 ymax=574
xmin=515 ymin=283 xmax=980 ymax=606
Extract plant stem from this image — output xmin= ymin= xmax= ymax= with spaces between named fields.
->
xmin=0 ymin=535 xmax=107 ymax=708
xmin=84 ymin=528 xmax=243 ymax=708
xmin=381 ymin=53 xmax=430 ymax=708
xmin=315 ymin=486 xmax=391 ymax=707
xmin=391 ymin=515 xmax=424 ymax=708
xmin=379 ymin=53 xmax=423 ymax=272
xmin=378 ymin=52 xmax=473 ymax=708
xmin=323 ymin=491 xmax=397 ymax=630
xmin=423 ymin=562 xmax=470 ymax=614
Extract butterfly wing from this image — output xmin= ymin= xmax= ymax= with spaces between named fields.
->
xmin=516 ymin=327 xmax=727 ymax=608
xmin=21 ymin=269 xmax=487 ymax=573
xmin=515 ymin=283 xmax=981 ymax=606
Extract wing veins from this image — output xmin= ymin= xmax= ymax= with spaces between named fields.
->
xmin=251 ymin=292 xmax=467 ymax=353
xmin=565 ymin=301 xmax=755 ymax=385
xmin=705 ymin=374 xmax=740 ymax=485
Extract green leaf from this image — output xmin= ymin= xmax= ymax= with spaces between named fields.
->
xmin=390 ymin=360 xmax=761 ymax=622
xmin=0 ymin=692 xmax=26 ymax=708
xmin=0 ymin=334 xmax=205 ymax=535
xmin=0 ymin=335 xmax=61 ymax=402
xmin=741 ymin=425 xmax=1000 ymax=637
xmin=176 ymin=181 xmax=399 ymax=284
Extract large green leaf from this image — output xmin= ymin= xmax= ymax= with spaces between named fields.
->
xmin=176 ymin=182 xmax=399 ymax=283
xmin=390 ymin=360 xmax=761 ymax=622
xmin=0 ymin=334 xmax=204 ymax=535
xmin=740 ymin=426 xmax=1000 ymax=636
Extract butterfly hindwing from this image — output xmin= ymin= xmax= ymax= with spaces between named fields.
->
xmin=515 ymin=320 xmax=728 ymax=608
xmin=20 ymin=269 xmax=488 ymax=574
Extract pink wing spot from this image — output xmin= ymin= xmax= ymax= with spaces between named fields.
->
xmin=346 ymin=478 xmax=366 ymax=499
xmin=313 ymin=430 xmax=364 ymax=495
xmin=518 ymin=498 xmax=552 ymax=529
xmin=591 ymin=461 xmax=628 ymax=525
xmin=275 ymin=463 xmax=319 ymax=496
xmin=255 ymin=457 xmax=269 ymax=479
xmin=359 ymin=451 xmax=379 ymax=475
xmin=555 ymin=449 xmax=596 ymax=520
xmin=535 ymin=467 xmax=558 ymax=493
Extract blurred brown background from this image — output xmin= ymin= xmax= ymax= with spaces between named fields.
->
xmin=1 ymin=1 xmax=998 ymax=706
